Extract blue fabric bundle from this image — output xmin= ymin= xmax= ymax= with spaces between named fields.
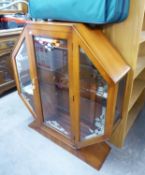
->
xmin=29 ymin=0 xmax=130 ymax=24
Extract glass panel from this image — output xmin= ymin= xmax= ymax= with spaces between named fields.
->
xmin=15 ymin=40 xmax=34 ymax=110
xmin=33 ymin=36 xmax=71 ymax=138
xmin=114 ymin=76 xmax=127 ymax=124
xmin=79 ymin=48 xmax=108 ymax=140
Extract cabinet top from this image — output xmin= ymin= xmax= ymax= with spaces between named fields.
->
xmin=74 ymin=24 xmax=130 ymax=84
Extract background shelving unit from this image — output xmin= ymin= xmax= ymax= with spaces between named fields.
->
xmin=0 ymin=29 xmax=22 ymax=95
xmin=104 ymin=0 xmax=145 ymax=147
xmin=0 ymin=0 xmax=27 ymax=95
xmin=0 ymin=0 xmax=28 ymax=15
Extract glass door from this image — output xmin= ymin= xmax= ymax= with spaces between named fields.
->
xmin=79 ymin=48 xmax=108 ymax=141
xmin=73 ymin=39 xmax=113 ymax=148
xmin=15 ymin=40 xmax=35 ymax=112
xmin=33 ymin=35 xmax=72 ymax=138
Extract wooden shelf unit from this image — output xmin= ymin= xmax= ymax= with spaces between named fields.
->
xmin=140 ymin=31 xmax=145 ymax=44
xmin=135 ymin=56 xmax=145 ymax=78
xmin=104 ymin=0 xmax=145 ymax=147
xmin=128 ymin=78 xmax=145 ymax=111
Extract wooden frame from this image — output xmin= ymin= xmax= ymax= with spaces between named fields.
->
xmin=12 ymin=28 xmax=37 ymax=118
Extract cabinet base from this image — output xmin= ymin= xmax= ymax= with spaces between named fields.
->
xmin=29 ymin=120 xmax=111 ymax=170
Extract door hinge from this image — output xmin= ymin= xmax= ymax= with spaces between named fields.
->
xmin=72 ymin=43 xmax=74 ymax=51
xmin=72 ymin=96 xmax=75 ymax=102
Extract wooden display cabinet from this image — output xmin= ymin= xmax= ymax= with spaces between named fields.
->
xmin=12 ymin=22 xmax=130 ymax=169
xmin=0 ymin=28 xmax=22 ymax=95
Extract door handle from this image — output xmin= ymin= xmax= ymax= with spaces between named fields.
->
xmin=32 ymin=77 xmax=37 ymax=91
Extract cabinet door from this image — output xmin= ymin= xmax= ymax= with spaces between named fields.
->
xmin=73 ymin=37 xmax=116 ymax=148
xmin=79 ymin=48 xmax=107 ymax=138
xmin=32 ymin=32 xmax=73 ymax=140
xmin=14 ymin=39 xmax=35 ymax=114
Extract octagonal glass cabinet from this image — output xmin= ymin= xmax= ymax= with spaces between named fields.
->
xmin=12 ymin=22 xmax=130 ymax=149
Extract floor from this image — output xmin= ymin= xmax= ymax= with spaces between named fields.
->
xmin=0 ymin=91 xmax=145 ymax=175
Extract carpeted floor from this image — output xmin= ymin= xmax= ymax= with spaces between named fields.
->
xmin=0 ymin=91 xmax=145 ymax=175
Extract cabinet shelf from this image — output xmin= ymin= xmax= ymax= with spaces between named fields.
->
xmin=135 ymin=56 xmax=145 ymax=78
xmin=128 ymin=79 xmax=145 ymax=111
xmin=139 ymin=31 xmax=145 ymax=44
xmin=126 ymin=90 xmax=145 ymax=135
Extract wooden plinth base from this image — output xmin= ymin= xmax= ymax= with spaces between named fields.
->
xmin=29 ymin=121 xmax=111 ymax=170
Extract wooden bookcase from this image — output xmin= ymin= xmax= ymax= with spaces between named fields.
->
xmin=104 ymin=0 xmax=145 ymax=147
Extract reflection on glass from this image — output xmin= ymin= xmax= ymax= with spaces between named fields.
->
xmin=15 ymin=40 xmax=34 ymax=110
xmin=114 ymin=76 xmax=126 ymax=124
xmin=79 ymin=48 xmax=108 ymax=140
xmin=34 ymin=36 xmax=71 ymax=137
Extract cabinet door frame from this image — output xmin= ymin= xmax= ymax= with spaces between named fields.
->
xmin=25 ymin=25 xmax=76 ymax=148
xmin=72 ymin=31 xmax=118 ymax=148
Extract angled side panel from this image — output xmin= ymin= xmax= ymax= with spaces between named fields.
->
xmin=12 ymin=26 xmax=37 ymax=118
xmin=72 ymin=31 xmax=118 ymax=148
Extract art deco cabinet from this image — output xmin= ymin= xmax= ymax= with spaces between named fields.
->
xmin=12 ymin=22 xmax=130 ymax=169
